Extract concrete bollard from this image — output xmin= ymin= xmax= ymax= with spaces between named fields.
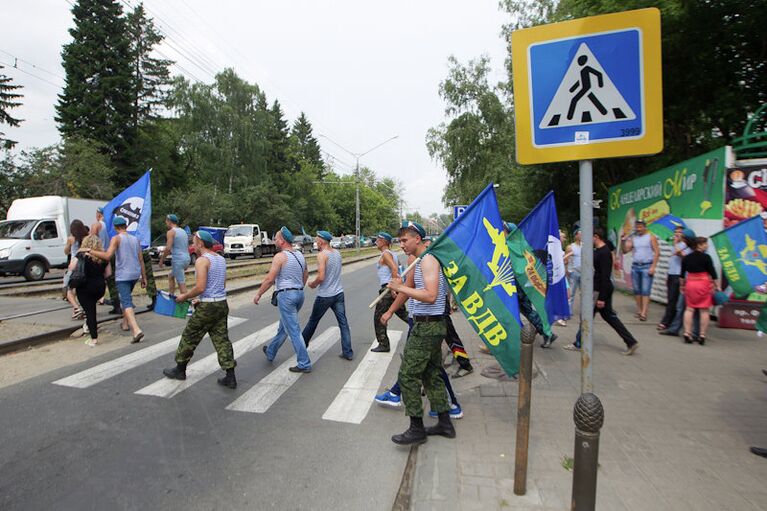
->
xmin=571 ymin=392 xmax=604 ymax=511
xmin=513 ymin=322 xmax=537 ymax=495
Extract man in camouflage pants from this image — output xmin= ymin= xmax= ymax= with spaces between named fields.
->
xmin=142 ymin=249 xmax=157 ymax=310
xmin=372 ymin=232 xmax=409 ymax=352
xmin=162 ymin=230 xmax=236 ymax=388
xmin=381 ymin=222 xmax=453 ymax=445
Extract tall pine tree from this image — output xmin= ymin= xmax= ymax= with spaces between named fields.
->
xmin=0 ymin=65 xmax=23 ymax=149
xmin=126 ymin=3 xmax=172 ymax=129
xmin=56 ymin=0 xmax=135 ymax=184
xmin=290 ymin=112 xmax=325 ymax=177
xmin=265 ymin=100 xmax=291 ymax=175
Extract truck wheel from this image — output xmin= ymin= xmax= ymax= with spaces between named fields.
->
xmin=230 ymin=254 xmax=237 ymax=260
xmin=254 ymin=247 xmax=262 ymax=259
xmin=24 ymin=260 xmax=46 ymax=281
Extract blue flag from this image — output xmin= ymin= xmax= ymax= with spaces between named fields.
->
xmin=711 ymin=215 xmax=767 ymax=297
xmin=647 ymin=214 xmax=687 ymax=241
xmin=104 ymin=170 xmax=152 ymax=249
xmin=518 ymin=191 xmax=570 ymax=322
xmin=426 ymin=183 xmax=523 ymax=376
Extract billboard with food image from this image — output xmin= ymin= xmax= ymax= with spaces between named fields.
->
xmin=607 ymin=147 xmax=732 ymax=295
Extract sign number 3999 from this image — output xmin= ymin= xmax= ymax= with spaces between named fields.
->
xmin=620 ymin=127 xmax=641 ymax=137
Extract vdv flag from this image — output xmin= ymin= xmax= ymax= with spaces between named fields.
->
xmin=426 ymin=184 xmax=523 ymax=376
xmin=506 ymin=225 xmax=551 ymax=337
xmin=104 ymin=170 xmax=152 ymax=249
xmin=711 ymin=215 xmax=767 ymax=297
xmin=648 ymin=214 xmax=687 ymax=242
xmin=518 ymin=191 xmax=570 ymax=323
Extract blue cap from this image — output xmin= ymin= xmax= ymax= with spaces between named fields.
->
xmin=280 ymin=226 xmax=294 ymax=243
xmin=97 ymin=207 xmax=104 ymax=214
xmin=714 ymin=291 xmax=730 ymax=306
xmin=113 ymin=216 xmax=127 ymax=226
xmin=504 ymin=221 xmax=517 ymax=232
xmin=196 ymin=230 xmax=214 ymax=246
xmin=317 ymin=230 xmax=333 ymax=242
xmin=377 ymin=232 xmax=392 ymax=242
xmin=401 ymin=221 xmax=426 ymax=239
xmin=166 ymin=214 xmax=179 ymax=223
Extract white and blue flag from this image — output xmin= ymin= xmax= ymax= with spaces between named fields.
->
xmin=518 ymin=191 xmax=570 ymax=323
xmin=104 ymin=170 xmax=152 ymax=249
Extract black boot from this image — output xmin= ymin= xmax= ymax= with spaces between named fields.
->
xmin=163 ymin=363 xmax=187 ymax=380
xmin=425 ymin=411 xmax=456 ymax=438
xmin=217 ymin=368 xmax=237 ymax=389
xmin=147 ymin=295 xmax=156 ymax=311
xmin=108 ymin=306 xmax=122 ymax=315
xmin=391 ymin=417 xmax=427 ymax=445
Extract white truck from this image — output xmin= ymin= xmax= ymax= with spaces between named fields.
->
xmin=0 ymin=196 xmax=106 ymax=280
xmin=223 ymin=224 xmax=278 ymax=259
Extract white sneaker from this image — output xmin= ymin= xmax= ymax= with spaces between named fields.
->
xmin=562 ymin=343 xmax=580 ymax=351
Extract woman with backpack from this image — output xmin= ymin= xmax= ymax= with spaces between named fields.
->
xmin=63 ymin=219 xmax=88 ymax=319
xmin=71 ymin=235 xmax=111 ymax=346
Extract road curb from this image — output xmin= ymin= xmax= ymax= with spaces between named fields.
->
xmin=392 ymin=445 xmax=419 ymax=511
xmin=0 ymin=253 xmax=379 ymax=355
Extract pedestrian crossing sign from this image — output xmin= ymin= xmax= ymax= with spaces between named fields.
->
xmin=511 ymin=8 xmax=662 ymax=164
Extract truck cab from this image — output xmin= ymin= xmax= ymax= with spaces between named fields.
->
xmin=224 ymin=224 xmax=277 ymax=259
xmin=0 ymin=218 xmax=67 ymax=280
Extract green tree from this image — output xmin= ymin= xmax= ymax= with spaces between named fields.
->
xmin=290 ymin=112 xmax=325 ymax=177
xmin=0 ymin=66 xmax=23 ymax=149
xmin=126 ymin=2 xmax=173 ymax=129
xmin=56 ymin=0 xmax=135 ymax=181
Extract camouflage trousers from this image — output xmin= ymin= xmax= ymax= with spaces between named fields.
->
xmin=143 ymin=250 xmax=156 ymax=299
xmin=175 ymin=301 xmax=235 ymax=370
xmin=106 ymin=257 xmax=119 ymax=307
xmin=399 ymin=318 xmax=450 ymax=417
xmin=374 ymin=286 xmax=409 ymax=349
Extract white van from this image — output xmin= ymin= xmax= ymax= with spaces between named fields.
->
xmin=0 ymin=196 xmax=106 ymax=280
xmin=224 ymin=224 xmax=278 ymax=259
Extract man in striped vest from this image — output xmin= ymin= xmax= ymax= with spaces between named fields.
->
xmin=301 ymin=230 xmax=353 ymax=360
xmin=381 ymin=222 xmax=454 ymax=445
xmin=372 ymin=231 xmax=409 ymax=353
xmin=162 ymin=230 xmax=237 ymax=389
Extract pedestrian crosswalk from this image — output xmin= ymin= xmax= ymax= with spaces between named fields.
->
xmin=51 ymin=318 xmax=405 ymax=425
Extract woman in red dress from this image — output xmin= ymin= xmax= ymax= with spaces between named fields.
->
xmin=680 ymin=237 xmax=720 ymax=345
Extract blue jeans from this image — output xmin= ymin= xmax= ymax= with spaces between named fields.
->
xmin=631 ymin=262 xmax=653 ymax=296
xmin=116 ymin=279 xmax=137 ymax=310
xmin=265 ymin=289 xmax=311 ymax=369
xmin=302 ymin=292 xmax=353 ymax=358
xmin=668 ymin=293 xmax=700 ymax=336
xmin=171 ymin=257 xmax=190 ymax=284
xmin=568 ymin=270 xmax=581 ymax=314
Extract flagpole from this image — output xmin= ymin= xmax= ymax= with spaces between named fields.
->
xmin=368 ymin=258 xmax=420 ymax=309
xmin=579 ymin=159 xmax=594 ymax=394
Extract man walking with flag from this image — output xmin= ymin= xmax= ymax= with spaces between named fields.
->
xmin=381 ymin=222 xmax=454 ymax=445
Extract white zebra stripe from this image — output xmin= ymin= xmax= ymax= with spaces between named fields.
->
xmin=322 ymin=331 xmax=403 ymax=424
xmin=225 ymin=327 xmax=339 ymax=414
xmin=52 ymin=316 xmax=248 ymax=389
xmin=134 ymin=321 xmax=279 ymax=398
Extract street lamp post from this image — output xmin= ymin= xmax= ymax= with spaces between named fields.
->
xmin=320 ymin=134 xmax=398 ymax=253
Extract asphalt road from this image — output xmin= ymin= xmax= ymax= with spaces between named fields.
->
xmin=0 ymin=258 xmax=413 ymax=510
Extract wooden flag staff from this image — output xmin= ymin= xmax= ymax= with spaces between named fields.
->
xmin=367 ymin=258 xmax=420 ymax=309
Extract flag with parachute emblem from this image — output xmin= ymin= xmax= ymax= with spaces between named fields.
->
xmin=425 ymin=184 xmax=523 ymax=376
xmin=103 ymin=170 xmax=152 ymax=249
xmin=711 ymin=215 xmax=767 ymax=297
xmin=517 ymin=191 xmax=570 ymax=323
xmin=506 ymin=224 xmax=551 ymax=337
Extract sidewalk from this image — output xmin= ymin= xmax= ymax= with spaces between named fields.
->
xmin=409 ymin=292 xmax=767 ymax=510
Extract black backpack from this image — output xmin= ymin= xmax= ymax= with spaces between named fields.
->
xmin=68 ymin=254 xmax=87 ymax=289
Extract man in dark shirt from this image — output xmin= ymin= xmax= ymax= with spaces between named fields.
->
xmin=564 ymin=228 xmax=639 ymax=355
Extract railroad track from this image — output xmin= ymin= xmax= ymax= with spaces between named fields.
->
xmin=0 ymin=251 xmax=380 ymax=353
xmin=0 ymin=248 xmax=378 ymax=298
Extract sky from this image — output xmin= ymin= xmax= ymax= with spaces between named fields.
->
xmin=1 ymin=0 xmax=509 ymax=217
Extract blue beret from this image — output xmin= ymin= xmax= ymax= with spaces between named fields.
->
xmin=317 ymin=230 xmax=333 ymax=241
xmin=504 ymin=221 xmax=517 ymax=232
xmin=377 ymin=232 xmax=392 ymax=242
xmin=112 ymin=216 xmax=127 ymax=226
xmin=280 ymin=226 xmax=294 ymax=243
xmin=97 ymin=207 xmax=104 ymax=214
xmin=682 ymin=228 xmax=696 ymax=239
xmin=401 ymin=221 xmax=426 ymax=239
xmin=166 ymin=214 xmax=179 ymax=223
xmin=196 ymin=230 xmax=214 ymax=245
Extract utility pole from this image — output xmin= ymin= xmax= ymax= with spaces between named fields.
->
xmin=319 ymin=134 xmax=399 ymax=254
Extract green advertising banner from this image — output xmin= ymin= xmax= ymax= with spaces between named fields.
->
xmin=607 ymin=147 xmax=728 ymax=244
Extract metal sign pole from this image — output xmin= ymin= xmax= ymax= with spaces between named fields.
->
xmin=579 ymin=159 xmax=594 ymax=394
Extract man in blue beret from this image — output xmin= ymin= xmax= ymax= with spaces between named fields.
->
xmin=371 ymin=231 xmax=409 ymax=353
xmin=91 ymin=206 xmax=120 ymax=314
xmin=159 ymin=213 xmax=191 ymax=298
xmin=301 ymin=230 xmax=353 ymax=360
xmin=163 ymin=230 xmax=237 ymax=388
xmin=253 ymin=226 xmax=312 ymax=372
